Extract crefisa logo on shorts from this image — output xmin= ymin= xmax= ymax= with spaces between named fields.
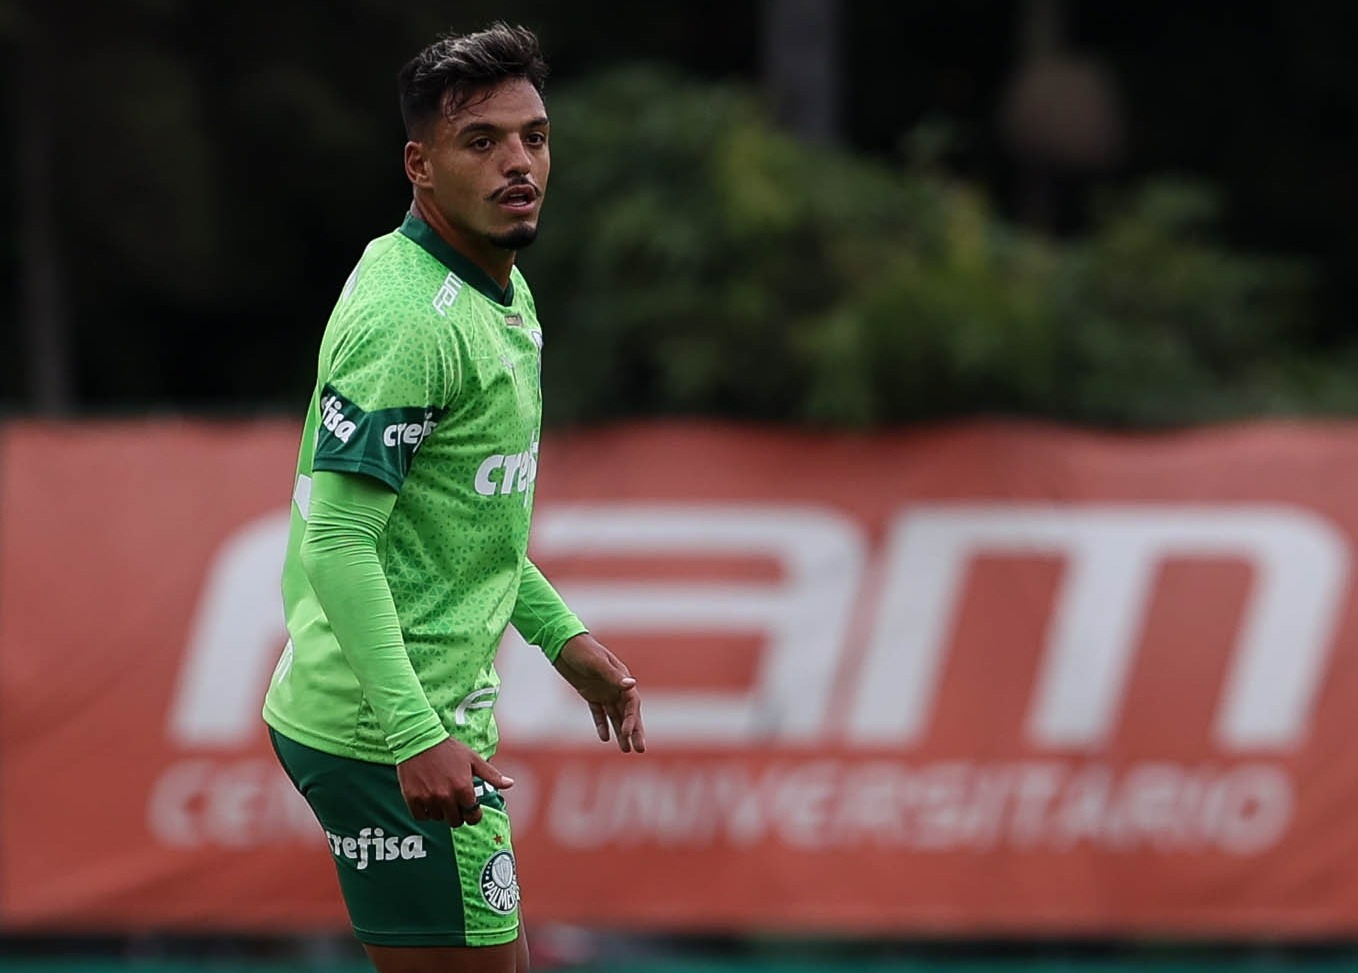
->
xmin=480 ymin=850 xmax=520 ymax=914
xmin=325 ymin=827 xmax=426 ymax=870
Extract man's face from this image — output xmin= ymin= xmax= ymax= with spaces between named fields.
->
xmin=416 ymin=78 xmax=550 ymax=253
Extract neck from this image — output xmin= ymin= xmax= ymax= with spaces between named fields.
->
xmin=411 ymin=194 xmax=516 ymax=289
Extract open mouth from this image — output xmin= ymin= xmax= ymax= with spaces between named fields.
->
xmin=497 ymin=185 xmax=538 ymax=213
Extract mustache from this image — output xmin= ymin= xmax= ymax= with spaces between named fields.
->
xmin=486 ymin=178 xmax=539 ymax=202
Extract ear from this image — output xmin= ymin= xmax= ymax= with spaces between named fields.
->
xmin=404 ymin=140 xmax=434 ymax=190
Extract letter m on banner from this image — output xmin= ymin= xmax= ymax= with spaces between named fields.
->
xmin=848 ymin=505 xmax=1350 ymax=751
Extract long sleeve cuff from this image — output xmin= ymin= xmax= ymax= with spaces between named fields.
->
xmin=511 ymin=559 xmax=588 ymax=663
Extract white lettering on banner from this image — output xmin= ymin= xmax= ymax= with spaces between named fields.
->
xmin=146 ymin=758 xmax=540 ymax=850
xmin=169 ymin=512 xmax=292 ymax=747
xmin=148 ymin=759 xmax=318 ymax=848
xmin=848 ymin=506 xmax=1350 ymax=750
xmin=143 ymin=752 xmax=1292 ymax=857
xmin=537 ymin=759 xmax=1294 ymax=856
xmin=495 ymin=505 xmax=867 ymax=745
xmin=168 ymin=503 xmax=1348 ymax=754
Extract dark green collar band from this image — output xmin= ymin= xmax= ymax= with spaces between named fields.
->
xmin=398 ymin=211 xmax=515 ymax=306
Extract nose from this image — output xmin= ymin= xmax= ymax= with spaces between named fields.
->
xmin=501 ymin=136 xmax=532 ymax=176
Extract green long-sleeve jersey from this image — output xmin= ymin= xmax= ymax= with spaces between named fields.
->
xmin=263 ymin=211 xmax=585 ymax=764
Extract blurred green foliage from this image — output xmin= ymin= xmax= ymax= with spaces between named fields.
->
xmin=526 ymin=67 xmax=1344 ymax=429
xmin=7 ymin=1 xmax=1357 ymax=427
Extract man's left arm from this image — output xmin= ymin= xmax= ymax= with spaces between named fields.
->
xmin=511 ymin=559 xmax=646 ymax=753
xmin=511 ymin=560 xmax=588 ymax=662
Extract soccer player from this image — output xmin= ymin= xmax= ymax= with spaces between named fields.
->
xmin=261 ymin=23 xmax=644 ymax=973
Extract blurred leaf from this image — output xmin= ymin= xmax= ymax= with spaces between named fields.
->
xmin=520 ymin=66 xmax=1330 ymax=429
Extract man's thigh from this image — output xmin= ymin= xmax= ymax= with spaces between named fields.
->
xmin=363 ymin=934 xmax=528 ymax=973
xmin=270 ymin=729 xmax=522 ymax=950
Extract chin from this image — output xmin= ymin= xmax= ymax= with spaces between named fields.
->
xmin=488 ymin=223 xmax=539 ymax=251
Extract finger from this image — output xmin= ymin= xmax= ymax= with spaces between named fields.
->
xmin=451 ymin=779 xmax=479 ymax=815
xmin=619 ymin=692 xmax=637 ymax=739
xmin=630 ymin=706 xmax=647 ymax=753
xmin=605 ymin=703 xmax=629 ymax=753
xmin=438 ymin=797 xmax=477 ymax=828
xmin=615 ymin=690 xmax=644 ymax=754
xmin=407 ymin=799 xmax=431 ymax=821
xmin=471 ymin=757 xmax=515 ymax=790
xmin=422 ymin=800 xmax=451 ymax=824
xmin=620 ymin=693 xmax=644 ymax=753
xmin=590 ymin=702 xmax=610 ymax=742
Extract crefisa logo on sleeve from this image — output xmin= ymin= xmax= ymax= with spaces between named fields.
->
xmin=382 ymin=409 xmax=438 ymax=451
xmin=319 ymin=393 xmax=357 ymax=443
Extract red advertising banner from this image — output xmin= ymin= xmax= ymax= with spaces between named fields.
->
xmin=4 ymin=418 xmax=1358 ymax=935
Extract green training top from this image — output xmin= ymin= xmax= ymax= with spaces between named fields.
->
xmin=263 ymin=211 xmax=586 ymax=764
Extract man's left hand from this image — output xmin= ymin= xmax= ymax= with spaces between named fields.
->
xmin=553 ymin=633 xmax=646 ymax=753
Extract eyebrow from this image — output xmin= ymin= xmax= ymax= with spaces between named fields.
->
xmin=456 ymin=116 xmax=550 ymax=138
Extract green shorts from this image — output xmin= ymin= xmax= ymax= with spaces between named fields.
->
xmin=269 ymin=728 xmax=520 ymax=947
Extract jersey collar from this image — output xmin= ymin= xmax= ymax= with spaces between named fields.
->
xmin=398 ymin=211 xmax=515 ymax=307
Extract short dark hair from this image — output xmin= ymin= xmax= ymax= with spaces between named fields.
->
xmin=398 ymin=22 xmax=549 ymax=139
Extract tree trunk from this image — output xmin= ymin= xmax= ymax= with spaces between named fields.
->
xmin=762 ymin=0 xmax=842 ymax=145
xmin=15 ymin=16 xmax=73 ymax=414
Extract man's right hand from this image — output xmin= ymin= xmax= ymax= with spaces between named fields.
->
xmin=396 ymin=737 xmax=514 ymax=827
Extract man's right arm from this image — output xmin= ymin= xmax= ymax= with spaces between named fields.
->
xmin=298 ymin=470 xmax=448 ymax=760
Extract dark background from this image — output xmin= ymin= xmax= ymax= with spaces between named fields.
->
xmin=3 ymin=0 xmax=1355 ymax=419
